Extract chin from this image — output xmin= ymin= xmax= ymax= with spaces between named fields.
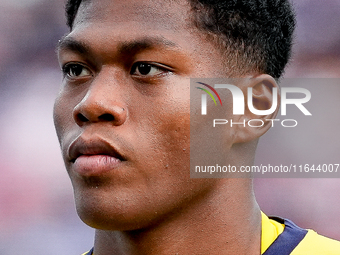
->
xmin=76 ymin=201 xmax=152 ymax=231
xmin=73 ymin=186 xmax=164 ymax=231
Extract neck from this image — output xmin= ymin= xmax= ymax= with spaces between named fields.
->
xmin=93 ymin=179 xmax=261 ymax=255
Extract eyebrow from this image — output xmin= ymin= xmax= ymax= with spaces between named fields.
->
xmin=57 ymin=36 xmax=92 ymax=55
xmin=57 ymin=36 xmax=179 ymax=57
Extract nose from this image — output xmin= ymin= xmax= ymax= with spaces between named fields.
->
xmin=72 ymin=77 xmax=128 ymax=127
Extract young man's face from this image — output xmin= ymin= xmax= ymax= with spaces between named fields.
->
xmin=54 ymin=0 xmax=233 ymax=230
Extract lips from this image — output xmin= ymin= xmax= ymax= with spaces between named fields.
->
xmin=67 ymin=136 xmax=125 ymax=176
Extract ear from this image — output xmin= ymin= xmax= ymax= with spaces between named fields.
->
xmin=232 ymin=74 xmax=280 ymax=144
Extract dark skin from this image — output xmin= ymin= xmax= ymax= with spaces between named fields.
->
xmin=54 ymin=0 xmax=279 ymax=254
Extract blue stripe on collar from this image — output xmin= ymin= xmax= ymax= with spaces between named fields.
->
xmin=85 ymin=248 xmax=94 ymax=255
xmin=263 ymin=217 xmax=308 ymax=255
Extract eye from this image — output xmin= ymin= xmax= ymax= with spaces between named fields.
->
xmin=62 ymin=63 xmax=92 ymax=79
xmin=131 ymin=62 xmax=170 ymax=77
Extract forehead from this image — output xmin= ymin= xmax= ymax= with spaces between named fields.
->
xmin=61 ymin=0 xmax=228 ymax=78
xmin=66 ymin=0 xmax=214 ymax=60
xmin=74 ymin=0 xmax=193 ymax=32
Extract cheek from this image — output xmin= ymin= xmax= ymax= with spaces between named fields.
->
xmin=149 ymin=86 xmax=190 ymax=163
xmin=153 ymin=110 xmax=192 ymax=206
xmin=53 ymin=94 xmax=68 ymax=142
xmin=155 ymin=110 xmax=191 ymax=180
xmin=53 ymin=90 xmax=80 ymax=148
xmin=131 ymin=82 xmax=191 ymax=183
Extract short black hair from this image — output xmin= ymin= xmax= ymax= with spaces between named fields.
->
xmin=65 ymin=0 xmax=296 ymax=78
xmin=65 ymin=0 xmax=82 ymax=29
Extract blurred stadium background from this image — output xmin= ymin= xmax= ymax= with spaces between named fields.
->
xmin=0 ymin=0 xmax=339 ymax=254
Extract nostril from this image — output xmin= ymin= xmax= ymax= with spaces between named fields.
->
xmin=77 ymin=113 xmax=89 ymax=123
xmin=98 ymin=113 xmax=115 ymax=121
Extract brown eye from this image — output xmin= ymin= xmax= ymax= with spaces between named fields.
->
xmin=137 ymin=63 xmax=152 ymax=75
xmin=62 ymin=63 xmax=91 ymax=78
xmin=131 ymin=62 xmax=169 ymax=77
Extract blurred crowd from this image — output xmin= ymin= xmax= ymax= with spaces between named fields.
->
xmin=0 ymin=0 xmax=339 ymax=254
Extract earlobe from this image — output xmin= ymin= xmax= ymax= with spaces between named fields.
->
xmin=232 ymin=74 xmax=280 ymax=144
